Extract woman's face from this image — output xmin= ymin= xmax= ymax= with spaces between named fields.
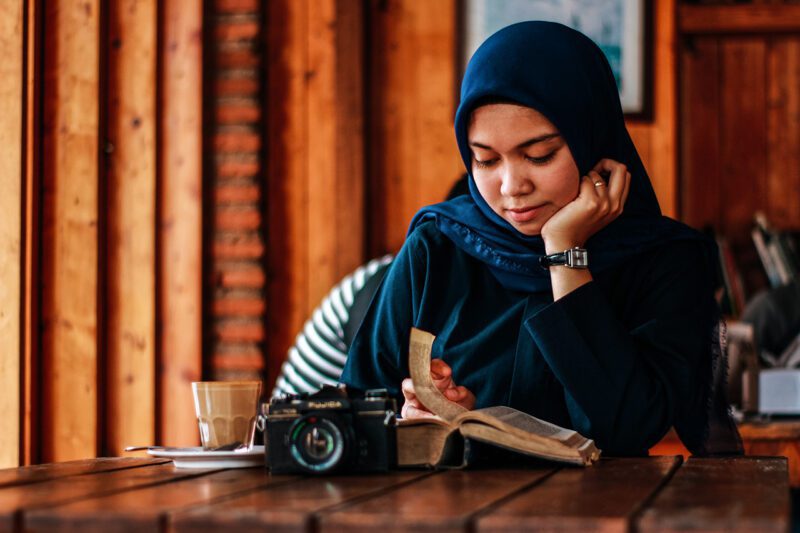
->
xmin=468 ymin=103 xmax=580 ymax=236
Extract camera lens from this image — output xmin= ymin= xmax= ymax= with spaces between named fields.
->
xmin=288 ymin=415 xmax=349 ymax=473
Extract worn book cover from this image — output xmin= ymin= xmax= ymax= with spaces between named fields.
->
xmin=397 ymin=328 xmax=601 ymax=468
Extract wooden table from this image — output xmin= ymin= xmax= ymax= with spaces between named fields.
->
xmin=0 ymin=456 xmax=789 ymax=532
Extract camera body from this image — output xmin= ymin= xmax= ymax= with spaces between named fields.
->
xmin=265 ymin=385 xmax=397 ymax=474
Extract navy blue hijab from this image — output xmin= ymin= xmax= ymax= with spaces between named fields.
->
xmin=409 ymin=21 xmax=704 ymax=292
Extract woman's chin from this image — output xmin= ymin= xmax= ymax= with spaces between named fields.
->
xmin=507 ymin=219 xmax=544 ymax=237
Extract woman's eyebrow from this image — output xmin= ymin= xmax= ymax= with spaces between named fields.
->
xmin=469 ymin=133 xmax=560 ymax=150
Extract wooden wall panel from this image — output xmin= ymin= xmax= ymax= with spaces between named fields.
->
xmin=41 ymin=1 xmax=101 ymax=461
xmin=307 ymin=0 xmax=365 ymax=314
xmin=679 ymin=37 xmax=720 ymax=230
xmin=265 ymin=0 xmax=366 ymax=385
xmin=265 ymin=0 xmax=309 ymax=387
xmin=160 ymin=0 xmax=203 ymax=446
xmin=719 ymin=39 xmax=766 ymax=238
xmin=22 ymin=0 xmax=41 ymax=466
xmin=0 ymin=0 xmax=24 ymax=468
xmin=367 ymin=0 xmax=462 ymax=256
xmin=627 ymin=0 xmax=677 ymax=218
xmin=767 ymin=38 xmax=800 ymax=229
xmin=106 ymin=0 xmax=157 ymax=455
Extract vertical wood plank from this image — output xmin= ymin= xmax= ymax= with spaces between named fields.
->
xmin=767 ymin=37 xmax=800 ymax=229
xmin=648 ymin=0 xmax=677 ymax=219
xmin=106 ymin=0 xmax=157 ymax=455
xmin=306 ymin=0 xmax=341 ymax=315
xmin=160 ymin=0 xmax=203 ymax=446
xmin=265 ymin=0 xmax=309 ymax=387
xmin=333 ymin=1 xmax=366 ymax=278
xmin=0 ymin=0 xmax=24 ymax=468
xmin=367 ymin=0 xmax=461 ymax=256
xmin=41 ymin=1 xmax=101 ymax=462
xmin=265 ymin=0 xmax=365 ymax=385
xmin=679 ymin=37 xmax=720 ymax=230
xmin=627 ymin=0 xmax=678 ymax=219
xmin=22 ymin=0 xmax=42 ymax=466
xmin=719 ymin=39 xmax=766 ymax=238
xmin=306 ymin=0 xmax=365 ymax=309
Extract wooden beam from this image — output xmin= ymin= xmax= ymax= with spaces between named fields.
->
xmin=106 ymin=0 xmax=157 ymax=455
xmin=265 ymin=0 xmax=310 ymax=387
xmin=366 ymin=0 xmax=462 ymax=256
xmin=679 ymin=4 xmax=800 ymax=35
xmin=265 ymin=0 xmax=367 ymax=386
xmin=0 ymin=0 xmax=25 ymax=468
xmin=159 ymin=0 xmax=203 ymax=446
xmin=306 ymin=0 xmax=365 ymax=312
xmin=22 ymin=0 xmax=42 ymax=466
xmin=41 ymin=1 xmax=101 ymax=461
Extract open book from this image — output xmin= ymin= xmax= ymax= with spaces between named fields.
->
xmin=397 ymin=328 xmax=601 ymax=468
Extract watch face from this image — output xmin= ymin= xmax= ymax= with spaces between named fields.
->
xmin=567 ymin=248 xmax=589 ymax=268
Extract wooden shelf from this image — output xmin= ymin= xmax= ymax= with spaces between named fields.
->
xmin=679 ymin=4 xmax=800 ymax=34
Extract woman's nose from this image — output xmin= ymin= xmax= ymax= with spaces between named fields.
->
xmin=499 ymin=162 xmax=533 ymax=197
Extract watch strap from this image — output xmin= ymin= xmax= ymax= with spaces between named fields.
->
xmin=539 ymin=247 xmax=589 ymax=269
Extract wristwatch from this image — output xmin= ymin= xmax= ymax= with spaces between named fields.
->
xmin=539 ymin=247 xmax=589 ymax=269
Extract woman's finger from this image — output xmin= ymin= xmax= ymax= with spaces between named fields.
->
xmin=431 ymin=359 xmax=455 ymax=392
xmin=444 ymin=386 xmax=463 ymax=401
xmin=430 ymin=359 xmax=452 ymax=380
xmin=621 ymin=171 xmax=631 ymax=209
xmin=606 ymin=166 xmax=626 ymax=211
xmin=454 ymin=386 xmax=476 ymax=410
xmin=587 ymin=170 xmax=606 ymax=195
xmin=401 ymin=378 xmax=417 ymax=401
xmin=401 ymin=403 xmax=437 ymax=420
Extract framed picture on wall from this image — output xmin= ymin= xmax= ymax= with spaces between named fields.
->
xmin=461 ymin=0 xmax=652 ymax=119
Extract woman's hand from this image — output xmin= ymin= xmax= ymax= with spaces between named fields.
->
xmin=540 ymin=158 xmax=631 ymax=253
xmin=400 ymin=358 xmax=476 ymax=419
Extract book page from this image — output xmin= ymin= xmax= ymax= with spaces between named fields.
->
xmin=459 ymin=406 xmax=575 ymax=441
xmin=408 ymin=328 xmax=468 ymax=422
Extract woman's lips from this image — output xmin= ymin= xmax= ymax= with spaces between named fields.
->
xmin=506 ymin=205 xmax=542 ymax=223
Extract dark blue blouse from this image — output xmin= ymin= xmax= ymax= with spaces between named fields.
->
xmin=340 ymin=221 xmax=719 ymax=456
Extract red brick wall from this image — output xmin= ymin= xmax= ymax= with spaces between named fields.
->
xmin=207 ymin=0 xmax=266 ymax=381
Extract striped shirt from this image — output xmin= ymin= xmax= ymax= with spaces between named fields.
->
xmin=271 ymin=255 xmax=394 ymax=397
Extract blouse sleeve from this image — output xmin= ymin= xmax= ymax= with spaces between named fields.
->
xmin=525 ymin=240 xmax=718 ymax=455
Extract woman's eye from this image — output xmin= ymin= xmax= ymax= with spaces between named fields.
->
xmin=526 ymin=151 xmax=556 ymax=165
xmin=474 ymin=158 xmax=498 ymax=169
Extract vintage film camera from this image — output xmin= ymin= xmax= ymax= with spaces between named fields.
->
xmin=264 ymin=385 xmax=397 ymax=474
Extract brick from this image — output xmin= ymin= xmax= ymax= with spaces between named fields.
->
xmin=214 ymin=131 xmax=261 ymax=152
xmin=216 ymin=102 xmax=261 ymax=123
xmin=215 ymin=184 xmax=260 ymax=203
xmin=214 ymin=77 xmax=259 ymax=97
xmin=215 ymin=48 xmax=260 ymax=68
xmin=216 ymin=158 xmax=260 ymax=179
xmin=215 ymin=20 xmax=260 ymax=41
xmin=216 ymin=267 xmax=265 ymax=288
xmin=214 ymin=0 xmax=260 ymax=12
xmin=212 ymin=297 xmax=266 ymax=316
xmin=215 ymin=206 xmax=261 ymax=230
xmin=213 ymin=237 xmax=265 ymax=259
xmin=215 ymin=320 xmax=265 ymax=342
xmin=212 ymin=350 xmax=265 ymax=371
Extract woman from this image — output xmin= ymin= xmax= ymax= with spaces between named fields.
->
xmin=340 ymin=21 xmax=740 ymax=456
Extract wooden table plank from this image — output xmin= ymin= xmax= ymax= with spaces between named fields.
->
xmin=317 ymin=467 xmax=557 ymax=533
xmin=0 ymin=462 xmax=210 ymax=531
xmin=637 ymin=457 xmax=790 ymax=532
xmin=475 ymin=456 xmax=681 ymax=532
xmin=23 ymin=468 xmax=296 ymax=533
xmin=0 ymin=458 xmax=167 ymax=488
xmin=170 ymin=471 xmax=432 ymax=532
